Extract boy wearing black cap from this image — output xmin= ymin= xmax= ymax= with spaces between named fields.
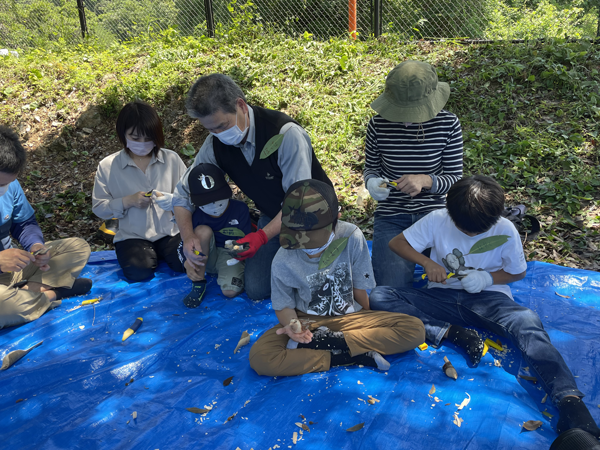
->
xmin=249 ymin=179 xmax=425 ymax=377
xmin=178 ymin=163 xmax=251 ymax=308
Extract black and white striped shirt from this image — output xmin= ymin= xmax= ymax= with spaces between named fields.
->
xmin=363 ymin=110 xmax=463 ymax=216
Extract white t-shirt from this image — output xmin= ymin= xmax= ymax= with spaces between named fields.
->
xmin=403 ymin=209 xmax=527 ymax=299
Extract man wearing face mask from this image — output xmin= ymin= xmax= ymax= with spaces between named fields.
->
xmin=0 ymin=125 xmax=93 ymax=329
xmin=173 ymin=74 xmax=333 ymax=301
xmin=176 ymin=163 xmax=251 ymax=307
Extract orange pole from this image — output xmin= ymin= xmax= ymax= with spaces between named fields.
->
xmin=348 ymin=0 xmax=357 ymax=39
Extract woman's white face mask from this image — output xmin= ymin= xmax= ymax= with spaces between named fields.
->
xmin=126 ymin=139 xmax=155 ymax=156
xmin=212 ymin=111 xmax=248 ymax=146
xmin=199 ymin=199 xmax=229 ymax=217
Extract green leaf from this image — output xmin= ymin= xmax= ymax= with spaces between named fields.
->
xmin=466 ymin=235 xmax=510 ymax=255
xmin=527 ymin=74 xmax=535 ymax=82
xmin=318 ymin=237 xmax=349 ymax=270
xmin=260 ymin=134 xmax=284 ymax=159
xmin=218 ymin=227 xmax=245 ymax=237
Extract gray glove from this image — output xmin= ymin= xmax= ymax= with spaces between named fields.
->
xmin=367 ymin=177 xmax=391 ymax=201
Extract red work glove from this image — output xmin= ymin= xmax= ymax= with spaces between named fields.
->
xmin=235 ymin=229 xmax=269 ymax=260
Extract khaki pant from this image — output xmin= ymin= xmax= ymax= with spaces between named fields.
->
xmin=249 ymin=310 xmax=425 ymax=377
xmin=205 ymin=236 xmax=245 ymax=293
xmin=0 ymin=238 xmax=91 ymax=329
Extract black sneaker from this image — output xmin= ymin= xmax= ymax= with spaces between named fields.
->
xmin=183 ymin=280 xmax=207 ymax=308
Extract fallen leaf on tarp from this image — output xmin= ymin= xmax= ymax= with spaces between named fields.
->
xmin=132 ymin=411 xmax=137 ymax=419
xmin=494 ymin=360 xmax=502 ymax=367
xmin=541 ymin=394 xmax=548 ymax=404
xmin=299 ymin=414 xmax=305 ymax=420
xmin=429 ymin=384 xmax=436 ymax=395
xmin=234 ymin=331 xmax=251 ymax=354
xmin=456 ymin=393 xmax=471 ymax=411
xmin=295 ymin=422 xmax=310 ymax=432
xmin=309 ymin=421 xmax=317 ymax=425
xmin=522 ymin=420 xmax=543 ymax=431
xmin=16 ymin=399 xmax=23 ymax=403
xmin=187 ymin=407 xmax=211 ymax=414
xmin=346 ymin=423 xmax=364 ymax=432
xmin=555 ymin=292 xmax=570 ymax=299
xmin=292 ymin=431 xmax=298 ymax=444
xmin=226 ymin=412 xmax=237 ymax=422
xmin=519 ymin=375 xmax=538 ymax=383
xmin=445 ymin=403 xmax=451 ymax=406
xmin=1 ymin=341 xmax=43 ymax=370
xmin=368 ymin=399 xmax=376 ymax=405
xmin=434 ymin=397 xmax=441 ymax=402
xmin=126 ymin=420 xmax=129 ymax=424
xmin=542 ymin=411 xmax=554 ymax=418
xmin=223 ymin=376 xmax=234 ymax=386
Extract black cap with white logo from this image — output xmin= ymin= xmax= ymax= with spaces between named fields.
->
xmin=188 ymin=163 xmax=232 ymax=208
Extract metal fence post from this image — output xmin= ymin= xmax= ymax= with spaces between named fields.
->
xmin=372 ymin=0 xmax=382 ymax=37
xmin=76 ymin=0 xmax=88 ymax=39
xmin=204 ymin=0 xmax=215 ymax=37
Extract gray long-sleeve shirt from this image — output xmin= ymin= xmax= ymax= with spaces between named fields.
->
xmin=173 ymin=106 xmax=314 ymax=213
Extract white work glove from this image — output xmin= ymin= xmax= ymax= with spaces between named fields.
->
xmin=366 ymin=177 xmax=390 ymax=201
xmin=152 ymin=191 xmax=173 ymax=211
xmin=460 ymin=270 xmax=493 ymax=293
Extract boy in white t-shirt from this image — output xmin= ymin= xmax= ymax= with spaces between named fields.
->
xmin=370 ymin=175 xmax=599 ymax=438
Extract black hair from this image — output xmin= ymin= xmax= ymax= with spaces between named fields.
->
xmin=0 ymin=125 xmax=27 ymax=174
xmin=446 ymin=175 xmax=505 ymax=234
xmin=186 ymin=74 xmax=246 ymax=118
xmin=116 ymin=101 xmax=164 ymax=157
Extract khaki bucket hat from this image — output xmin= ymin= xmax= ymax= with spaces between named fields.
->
xmin=371 ymin=60 xmax=450 ymax=123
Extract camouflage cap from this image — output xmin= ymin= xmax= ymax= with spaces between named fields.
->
xmin=280 ymin=179 xmax=338 ymax=250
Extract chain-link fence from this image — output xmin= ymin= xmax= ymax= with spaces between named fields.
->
xmin=1 ymin=0 xmax=598 ymax=49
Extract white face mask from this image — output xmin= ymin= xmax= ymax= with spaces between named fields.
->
xmin=126 ymin=139 xmax=155 ymax=156
xmin=199 ymin=199 xmax=229 ymax=217
xmin=302 ymin=231 xmax=335 ymax=256
xmin=0 ymin=184 xmax=9 ymax=197
xmin=212 ymin=111 xmax=247 ymax=146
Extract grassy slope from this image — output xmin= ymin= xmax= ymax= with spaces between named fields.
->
xmin=0 ymin=30 xmax=598 ymax=269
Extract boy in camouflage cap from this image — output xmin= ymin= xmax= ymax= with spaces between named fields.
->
xmin=249 ymin=179 xmax=425 ymax=377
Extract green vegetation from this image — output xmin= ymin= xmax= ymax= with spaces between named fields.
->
xmin=0 ymin=26 xmax=599 ymax=268
xmin=0 ymin=0 xmax=597 ymax=49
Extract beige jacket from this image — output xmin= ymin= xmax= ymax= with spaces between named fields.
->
xmin=92 ymin=148 xmax=187 ymax=243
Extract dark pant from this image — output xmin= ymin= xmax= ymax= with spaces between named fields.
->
xmin=369 ymin=286 xmax=584 ymax=404
xmin=115 ymin=234 xmax=184 ymax=282
xmin=372 ymin=212 xmax=431 ymax=288
xmin=244 ymin=214 xmax=281 ymax=300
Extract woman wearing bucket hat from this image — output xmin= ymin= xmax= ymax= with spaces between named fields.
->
xmin=364 ymin=60 xmax=464 ymax=288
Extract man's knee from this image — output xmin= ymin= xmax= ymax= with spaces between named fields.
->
xmin=245 ymin=282 xmax=270 ymax=301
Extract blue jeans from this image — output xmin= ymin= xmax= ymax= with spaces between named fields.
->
xmin=244 ymin=215 xmax=281 ymax=300
xmin=369 ymin=286 xmax=584 ymax=404
xmin=372 ymin=212 xmax=430 ymax=288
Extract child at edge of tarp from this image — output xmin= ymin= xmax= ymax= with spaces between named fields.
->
xmin=249 ymin=178 xmax=426 ymax=377
xmin=368 ymin=174 xmax=600 ymax=438
xmin=177 ymin=163 xmax=251 ymax=308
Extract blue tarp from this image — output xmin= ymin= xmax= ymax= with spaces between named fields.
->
xmin=1 ymin=248 xmax=599 ymax=449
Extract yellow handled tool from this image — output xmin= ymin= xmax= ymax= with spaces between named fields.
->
xmin=421 ymin=272 xmax=455 ymax=280
xmin=81 ymin=298 xmax=101 ymax=306
xmin=122 ymin=317 xmax=143 ymax=342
